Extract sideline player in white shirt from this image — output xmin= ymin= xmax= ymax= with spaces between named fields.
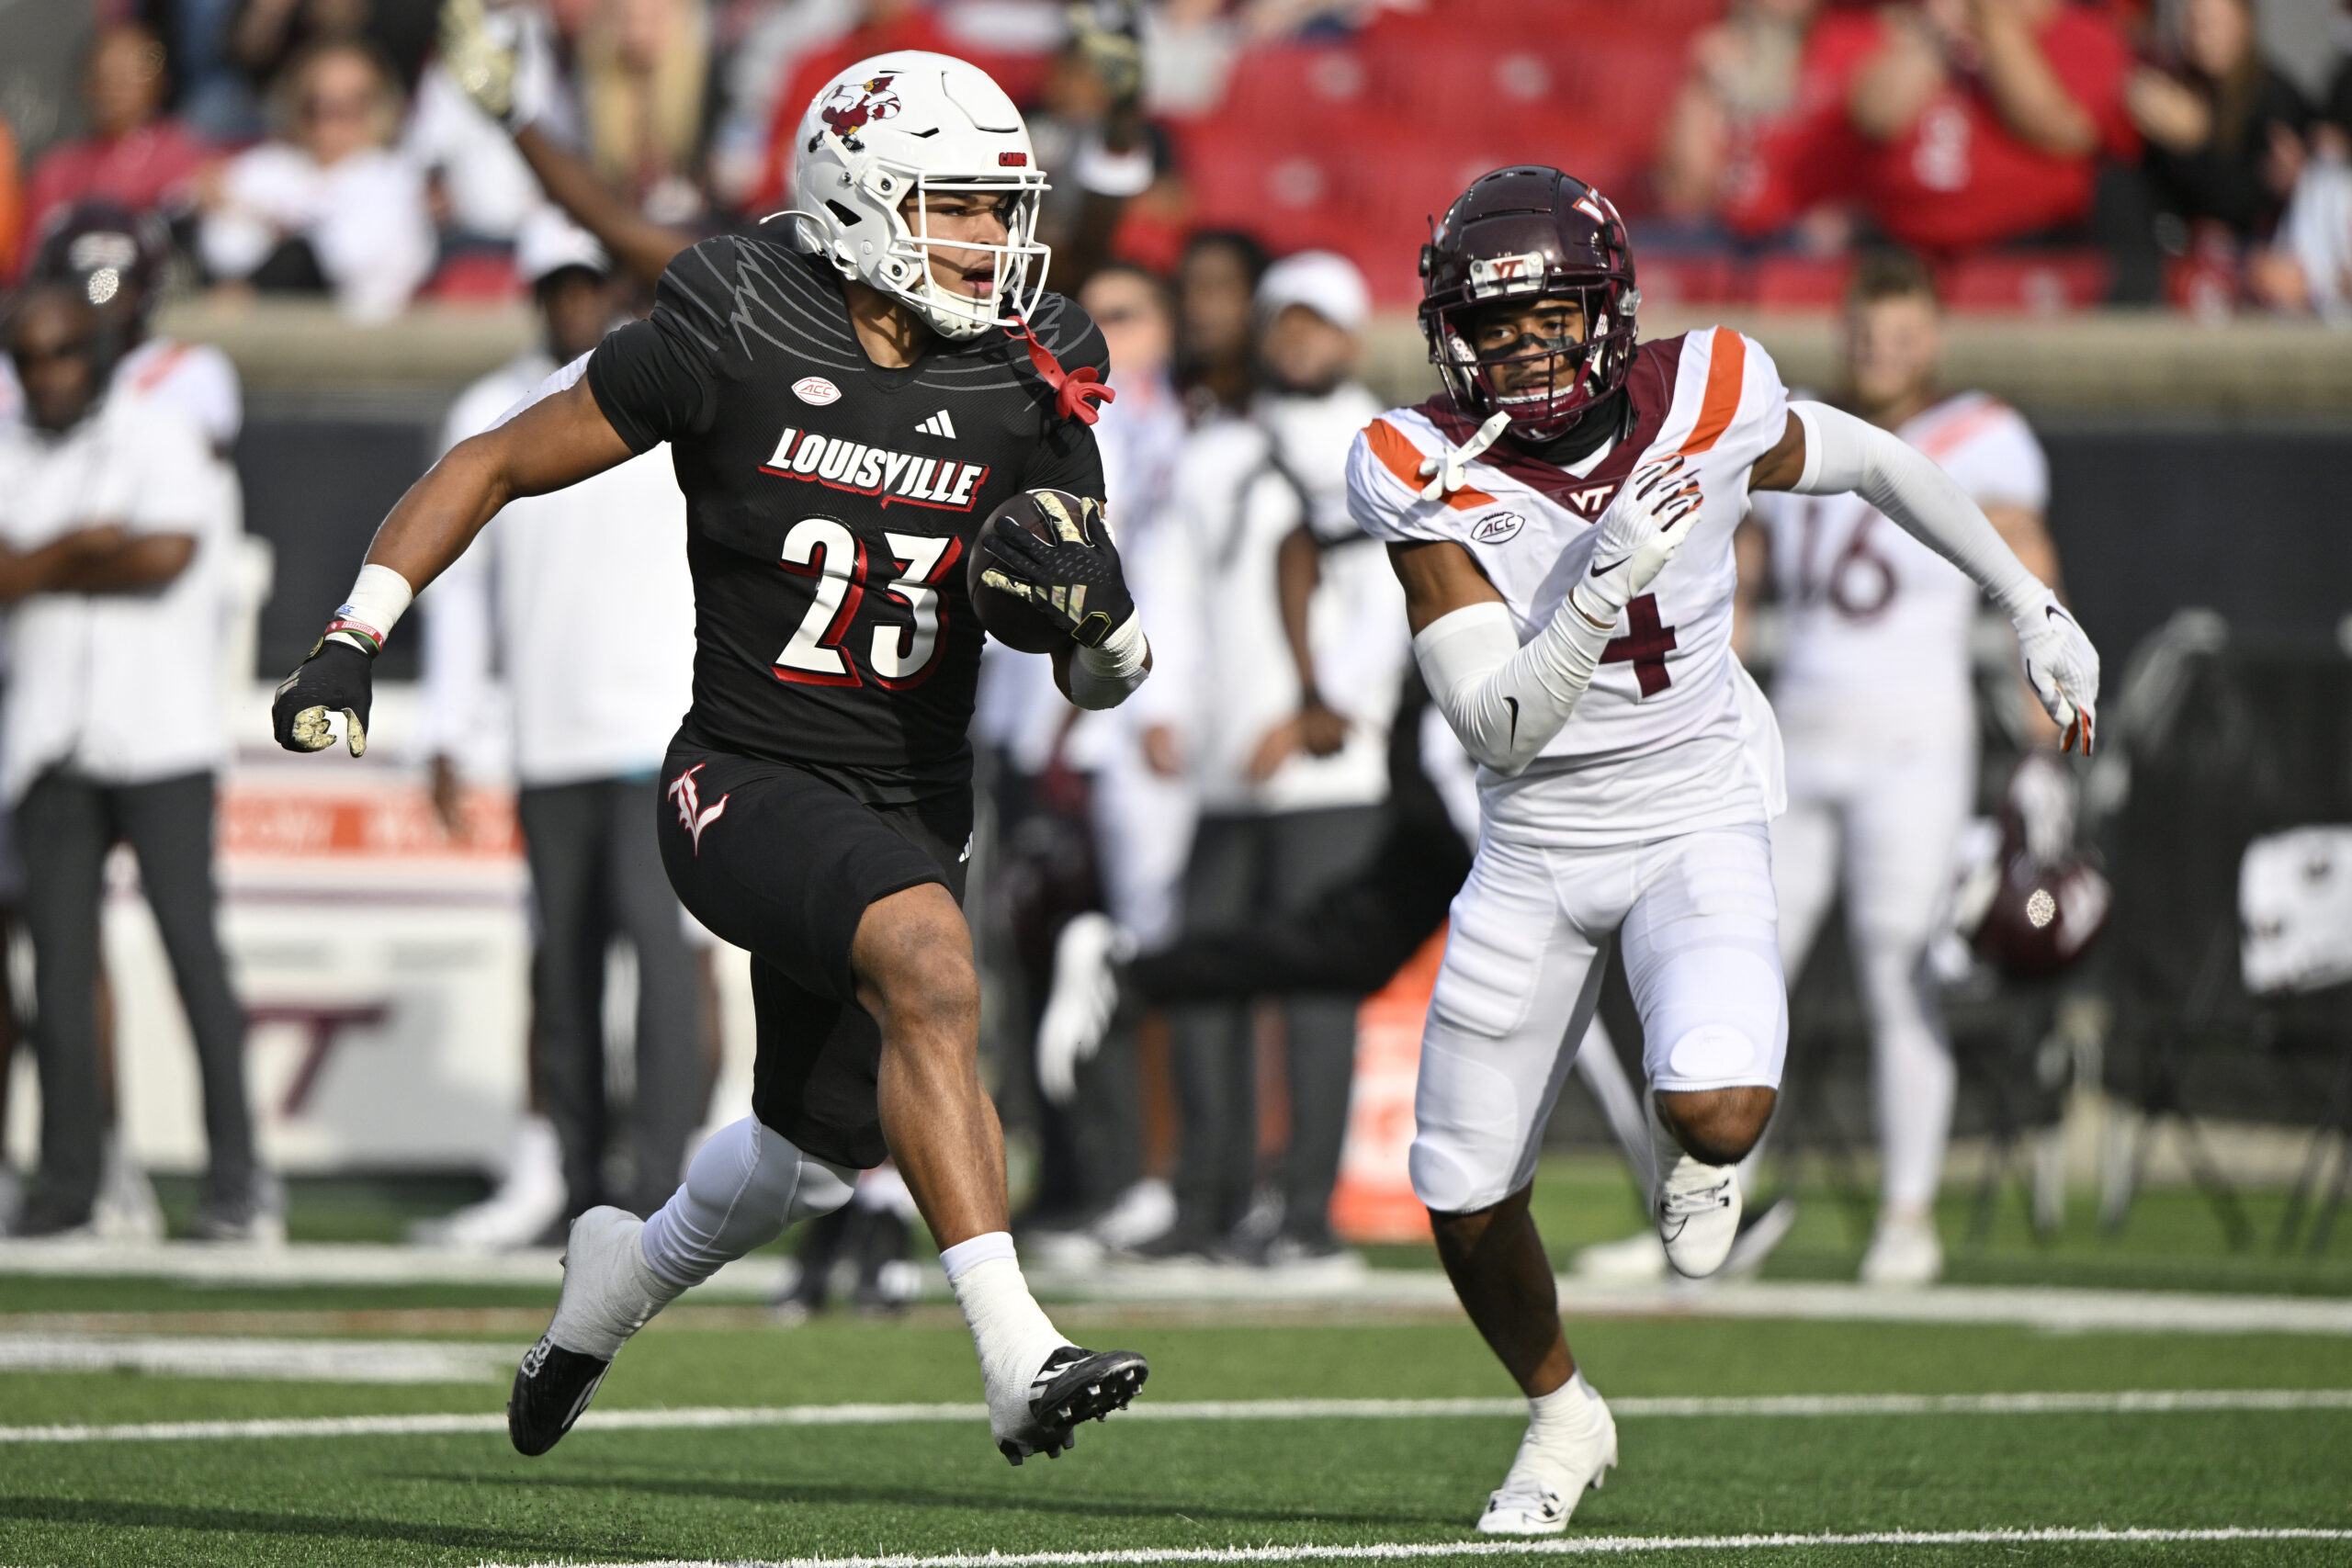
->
xmin=1741 ymin=249 xmax=2068 ymax=1289
xmin=1346 ymin=167 xmax=2098 ymax=1533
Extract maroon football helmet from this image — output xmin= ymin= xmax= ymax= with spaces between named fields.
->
xmin=1969 ymin=754 xmax=2113 ymax=978
xmin=1419 ymin=165 xmax=1639 ymax=443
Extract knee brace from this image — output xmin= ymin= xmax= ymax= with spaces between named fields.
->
xmin=640 ymin=1118 xmax=857 ymax=1291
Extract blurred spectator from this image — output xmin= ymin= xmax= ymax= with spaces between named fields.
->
xmin=197 ymin=40 xmax=433 ymax=320
xmin=576 ymin=0 xmax=710 ymax=216
xmin=1075 ymin=262 xmax=1193 ymax=956
xmin=228 ymin=0 xmax=439 ymax=95
xmin=1171 ymin=228 xmax=1266 ymax=421
xmin=1654 ymin=0 xmax=1825 ymax=237
xmin=1140 ymin=0 xmax=1241 ymax=118
xmin=18 ymin=200 xmax=243 ymax=508
xmin=403 ymin=53 xmax=549 ymax=247
xmin=2253 ymin=107 xmax=2352 ymax=321
xmin=0 ymin=283 xmax=265 ymax=1241
xmin=1144 ymin=250 xmax=1405 ymax=1268
xmin=21 ymin=25 xmax=211 ymax=269
xmin=2127 ymin=0 xmax=2308 ymax=236
xmin=708 ymin=0 xmax=859 ymax=207
xmin=153 ymin=0 xmax=269 ymax=140
xmin=1024 ymin=6 xmax=1162 ymax=287
xmin=1841 ymin=0 xmax=2139 ymax=255
xmin=746 ymin=0 xmax=956 ymax=214
xmin=418 ymin=210 xmax=708 ymax=1239
xmin=1016 ymin=262 xmax=1193 ymax=1241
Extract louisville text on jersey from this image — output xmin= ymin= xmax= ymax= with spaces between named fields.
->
xmin=762 ymin=426 xmax=990 ymax=511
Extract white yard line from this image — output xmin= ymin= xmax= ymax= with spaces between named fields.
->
xmin=3 ymin=1241 xmax=2348 ymax=1336
xmin=479 ymin=1529 xmax=2352 ymax=1568
xmin=3 ymin=1389 xmax=2348 ymax=1445
xmin=0 ymin=1334 xmax=520 ymax=1383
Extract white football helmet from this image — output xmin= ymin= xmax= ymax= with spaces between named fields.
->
xmin=783 ymin=51 xmax=1051 ymax=341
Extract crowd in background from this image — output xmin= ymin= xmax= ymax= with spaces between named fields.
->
xmin=0 ymin=0 xmax=2333 ymax=1276
xmin=3 ymin=1 xmax=2352 ymax=318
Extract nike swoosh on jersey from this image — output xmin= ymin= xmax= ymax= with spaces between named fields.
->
xmin=1503 ymin=695 xmax=1519 ymax=745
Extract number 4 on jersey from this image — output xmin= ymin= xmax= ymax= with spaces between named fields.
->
xmin=1602 ymin=593 xmax=1678 ymax=696
xmin=774 ymin=517 xmax=961 ymax=689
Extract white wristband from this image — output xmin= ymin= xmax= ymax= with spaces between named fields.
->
xmin=1069 ymin=613 xmax=1149 ymax=709
xmin=325 ymin=562 xmax=416 ymax=656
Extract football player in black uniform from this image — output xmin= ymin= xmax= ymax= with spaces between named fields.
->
xmin=271 ymin=52 xmax=1152 ymax=1465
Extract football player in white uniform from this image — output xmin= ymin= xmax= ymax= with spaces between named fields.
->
xmin=1346 ymin=167 xmax=2098 ymax=1533
xmin=1742 ymin=249 xmax=2068 ymax=1288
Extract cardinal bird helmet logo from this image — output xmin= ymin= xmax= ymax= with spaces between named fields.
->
xmin=816 ymin=73 xmax=901 ymax=152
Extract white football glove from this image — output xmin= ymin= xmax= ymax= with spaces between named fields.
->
xmin=2012 ymin=592 xmax=2100 ymax=753
xmin=1566 ymin=456 xmax=1704 ymax=626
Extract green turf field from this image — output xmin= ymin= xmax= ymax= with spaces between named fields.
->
xmin=3 ymin=1156 xmax=2346 ymax=1567
xmin=3 ymin=1297 xmax=2350 ymax=1564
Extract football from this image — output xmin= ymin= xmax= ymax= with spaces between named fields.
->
xmin=967 ymin=488 xmax=1082 ymax=653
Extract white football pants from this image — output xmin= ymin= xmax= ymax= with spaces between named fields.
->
xmin=1409 ymin=824 xmax=1787 ymax=1215
xmin=1772 ymin=733 xmax=1973 ymax=1213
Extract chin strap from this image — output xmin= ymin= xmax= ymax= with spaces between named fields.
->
xmin=1419 ymin=409 xmax=1513 ymax=501
xmin=1008 ymin=315 xmax=1116 ymax=426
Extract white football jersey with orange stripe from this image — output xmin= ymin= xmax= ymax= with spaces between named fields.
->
xmin=1348 ymin=327 xmax=1791 ymax=846
xmin=1750 ymin=391 xmax=2046 ymax=739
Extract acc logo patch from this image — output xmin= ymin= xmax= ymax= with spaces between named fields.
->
xmin=1470 ymin=511 xmax=1525 ymax=545
xmin=793 ymin=376 xmax=842 ymax=406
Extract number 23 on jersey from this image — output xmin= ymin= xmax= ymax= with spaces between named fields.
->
xmin=774 ymin=517 xmax=963 ymax=689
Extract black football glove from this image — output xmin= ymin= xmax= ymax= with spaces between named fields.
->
xmin=980 ymin=491 xmax=1135 ymax=648
xmin=1066 ymin=1 xmax=1144 ymax=103
xmin=273 ymin=637 xmax=376 ymax=756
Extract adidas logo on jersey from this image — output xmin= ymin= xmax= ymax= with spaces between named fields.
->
xmin=762 ymin=426 xmax=989 ymax=512
xmin=915 ymin=410 xmax=958 ymax=439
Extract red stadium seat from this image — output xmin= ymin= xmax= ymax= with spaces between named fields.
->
xmin=1750 ymin=254 xmax=1855 ymax=309
xmin=1633 ymin=252 xmax=1734 ymax=308
xmin=422 ymin=251 xmax=523 ymax=302
xmin=1212 ymin=43 xmax=1374 ymax=135
xmin=1939 ymin=250 xmax=2111 ymax=313
xmin=1181 ymin=120 xmax=1351 ymax=255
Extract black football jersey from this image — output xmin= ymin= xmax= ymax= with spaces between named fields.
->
xmin=586 ymin=232 xmax=1108 ymax=801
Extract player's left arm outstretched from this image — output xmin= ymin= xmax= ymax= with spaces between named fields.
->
xmin=1748 ymin=401 xmax=2100 ymax=752
xmin=270 ymin=374 xmax=634 ymax=756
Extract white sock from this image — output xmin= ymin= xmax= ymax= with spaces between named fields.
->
xmin=942 ymin=1234 xmax=1066 ymax=1416
xmin=1512 ymin=1371 xmax=1609 ymax=1491
xmin=551 ymin=1213 xmax=684 ymax=1359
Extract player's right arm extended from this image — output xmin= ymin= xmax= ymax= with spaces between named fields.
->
xmin=271 ymin=377 xmax=635 ymax=756
xmin=1390 ymin=457 xmax=1700 ymax=778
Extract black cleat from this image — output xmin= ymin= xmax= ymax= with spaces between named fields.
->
xmin=507 ymin=1334 xmax=613 ymax=1456
xmin=999 ymin=1346 xmax=1148 ymax=1465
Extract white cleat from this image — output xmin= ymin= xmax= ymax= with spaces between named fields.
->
xmin=1656 ymin=1155 xmax=1741 ymax=1279
xmin=1859 ymin=1212 xmax=1944 ymax=1288
xmin=508 ymin=1207 xmax=681 ymax=1456
xmin=1476 ymin=1388 xmax=1618 ymax=1535
xmin=413 ymin=1117 xmax=568 ymax=1250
